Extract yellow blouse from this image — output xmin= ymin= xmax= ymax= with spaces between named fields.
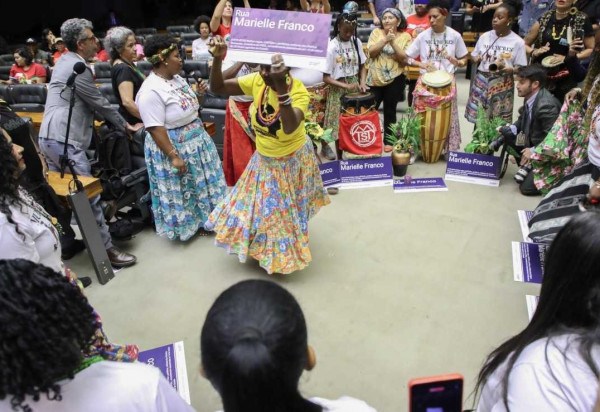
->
xmin=366 ymin=29 xmax=412 ymax=87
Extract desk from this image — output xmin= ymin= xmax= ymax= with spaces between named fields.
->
xmin=47 ymin=171 xmax=115 ymax=285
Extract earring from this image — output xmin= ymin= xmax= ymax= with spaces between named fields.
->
xmin=165 ymin=62 xmax=169 ymax=66
xmin=569 ymin=6 xmax=578 ymax=14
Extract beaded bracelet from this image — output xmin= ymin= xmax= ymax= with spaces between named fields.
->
xmin=279 ymin=97 xmax=292 ymax=106
xmin=277 ymin=92 xmax=290 ymax=100
xmin=167 ymin=148 xmax=178 ymax=158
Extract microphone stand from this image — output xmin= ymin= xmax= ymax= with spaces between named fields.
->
xmin=59 ymin=81 xmax=84 ymax=191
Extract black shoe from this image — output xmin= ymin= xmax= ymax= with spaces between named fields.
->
xmin=61 ymin=239 xmax=86 ymax=260
xmin=79 ymin=276 xmax=92 ymax=288
xmin=106 ymin=246 xmax=137 ymax=268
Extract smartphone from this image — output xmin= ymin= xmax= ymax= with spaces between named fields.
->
xmin=409 ymin=373 xmax=464 ymax=412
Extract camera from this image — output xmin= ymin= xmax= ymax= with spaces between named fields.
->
xmin=488 ymin=126 xmax=514 ymax=152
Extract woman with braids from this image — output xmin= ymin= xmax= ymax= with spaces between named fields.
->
xmin=524 ymin=0 xmax=594 ymax=102
xmin=206 ymin=36 xmax=330 ymax=275
xmin=322 ymin=1 xmax=368 ymax=155
xmin=526 ymin=51 xmax=600 ymax=243
xmin=476 ymin=212 xmax=600 ymax=411
xmin=136 ymin=34 xmax=227 ymax=241
xmin=201 ymin=279 xmax=376 ymax=412
xmin=366 ymin=7 xmax=412 ymax=152
xmin=465 ymin=0 xmax=527 ymax=125
xmin=0 ymin=259 xmax=194 ymax=412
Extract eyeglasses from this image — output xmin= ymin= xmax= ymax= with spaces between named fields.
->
xmin=81 ymin=35 xmax=97 ymax=42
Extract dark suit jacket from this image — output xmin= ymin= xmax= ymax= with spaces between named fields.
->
xmin=513 ymin=88 xmax=561 ymax=148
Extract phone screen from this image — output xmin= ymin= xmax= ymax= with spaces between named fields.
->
xmin=410 ymin=377 xmax=463 ymax=412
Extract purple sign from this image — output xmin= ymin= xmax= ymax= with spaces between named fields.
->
xmin=518 ymin=210 xmax=534 ymax=242
xmin=319 ymin=161 xmax=341 ymax=187
xmin=393 ymin=177 xmax=448 ymax=193
xmin=512 ymin=242 xmax=548 ymax=284
xmin=339 ymin=157 xmax=393 ymax=188
xmin=138 ymin=341 xmax=190 ymax=403
xmin=228 ymin=8 xmax=331 ymax=70
xmin=445 ymin=151 xmax=501 ymax=187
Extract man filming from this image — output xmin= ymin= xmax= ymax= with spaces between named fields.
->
xmin=489 ymin=64 xmax=560 ymax=196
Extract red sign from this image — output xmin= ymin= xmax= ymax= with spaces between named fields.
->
xmin=338 ymin=111 xmax=382 ymax=156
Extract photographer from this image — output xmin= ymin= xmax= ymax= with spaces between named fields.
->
xmin=490 ymin=64 xmax=560 ymax=195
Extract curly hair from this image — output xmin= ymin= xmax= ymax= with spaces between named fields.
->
xmin=13 ymin=48 xmax=33 ymax=66
xmin=60 ymin=18 xmax=94 ymax=51
xmin=143 ymin=34 xmax=177 ymax=67
xmin=193 ymin=15 xmax=211 ymax=34
xmin=0 ymin=259 xmax=99 ymax=412
xmin=103 ymin=26 xmax=135 ymax=62
xmin=0 ymin=130 xmax=23 ymax=239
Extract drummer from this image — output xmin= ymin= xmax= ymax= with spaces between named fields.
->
xmin=323 ymin=0 xmax=368 ymax=157
xmin=405 ymin=0 xmax=468 ymax=153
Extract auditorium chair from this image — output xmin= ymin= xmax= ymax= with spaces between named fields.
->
xmin=182 ymin=60 xmax=210 ymax=80
xmin=97 ymin=83 xmax=120 ymax=111
xmin=0 ymin=54 xmax=14 ymax=66
xmin=180 ymin=33 xmax=201 ymax=46
xmin=8 ymin=84 xmax=47 ymax=112
xmin=0 ymin=84 xmax=13 ymax=104
xmin=357 ymin=27 xmax=372 ymax=43
xmin=135 ymin=27 xmax=157 ymax=36
xmin=135 ymin=61 xmax=153 ymax=77
xmin=167 ymin=25 xmax=193 ymax=36
xmin=93 ymin=62 xmax=112 ymax=83
xmin=201 ymin=107 xmax=225 ymax=160
xmin=0 ymin=65 xmax=11 ymax=81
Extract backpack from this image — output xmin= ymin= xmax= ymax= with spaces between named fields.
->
xmin=95 ymin=126 xmax=133 ymax=200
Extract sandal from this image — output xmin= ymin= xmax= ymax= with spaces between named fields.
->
xmin=327 ymin=187 xmax=339 ymax=195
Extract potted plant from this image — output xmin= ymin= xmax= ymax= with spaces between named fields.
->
xmin=464 ymin=106 xmax=505 ymax=155
xmin=385 ymin=109 xmax=421 ymax=176
xmin=305 ymin=121 xmax=334 ymax=158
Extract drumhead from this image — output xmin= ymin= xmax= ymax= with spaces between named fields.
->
xmin=541 ymin=55 xmax=562 ymax=68
xmin=343 ymin=92 xmax=375 ymax=100
xmin=422 ymin=70 xmax=452 ymax=87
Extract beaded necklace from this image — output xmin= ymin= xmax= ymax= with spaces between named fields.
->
xmin=335 ymin=35 xmax=358 ymax=83
xmin=17 ymin=188 xmax=62 ymax=249
xmin=428 ymin=29 xmax=447 ymax=70
xmin=256 ymin=78 xmax=293 ymax=128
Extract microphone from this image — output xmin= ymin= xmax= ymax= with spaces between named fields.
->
xmin=62 ymin=62 xmax=87 ymax=90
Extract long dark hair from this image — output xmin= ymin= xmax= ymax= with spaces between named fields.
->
xmin=0 ymin=130 xmax=23 ymax=238
xmin=0 ymin=259 xmax=99 ymax=412
xmin=201 ymin=280 xmax=322 ymax=412
xmin=332 ymin=14 xmax=363 ymax=67
xmin=475 ymin=211 xmax=600 ymax=407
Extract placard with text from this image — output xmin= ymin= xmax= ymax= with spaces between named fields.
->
xmin=393 ymin=177 xmax=448 ymax=193
xmin=518 ymin=210 xmax=534 ymax=242
xmin=445 ymin=151 xmax=501 ymax=187
xmin=138 ymin=341 xmax=190 ymax=404
xmin=512 ymin=241 xmax=548 ymax=284
xmin=318 ymin=161 xmax=341 ymax=187
xmin=339 ymin=157 xmax=393 ymax=189
xmin=228 ymin=8 xmax=330 ymax=70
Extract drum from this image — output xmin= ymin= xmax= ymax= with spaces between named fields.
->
xmin=416 ymin=70 xmax=454 ymax=163
xmin=340 ymin=92 xmax=376 ymax=115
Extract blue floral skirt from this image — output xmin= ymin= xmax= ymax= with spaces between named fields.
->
xmin=205 ymin=138 xmax=330 ymax=274
xmin=145 ymin=119 xmax=227 ymax=241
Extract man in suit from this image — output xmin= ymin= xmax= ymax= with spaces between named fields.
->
xmin=38 ymin=18 xmax=139 ymax=267
xmin=494 ymin=64 xmax=561 ymax=196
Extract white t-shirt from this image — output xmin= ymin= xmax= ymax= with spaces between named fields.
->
xmin=222 ymin=58 xmax=256 ymax=103
xmin=325 ymin=37 xmax=367 ymax=81
xmin=0 ymin=361 xmax=195 ymax=412
xmin=588 ymin=105 xmax=600 ymax=167
xmin=397 ymin=0 xmax=415 ymax=17
xmin=310 ymin=396 xmax=378 ymax=411
xmin=290 ymin=67 xmax=325 ymax=88
xmin=477 ymin=334 xmax=600 ymax=412
xmin=192 ymin=37 xmax=212 ymax=61
xmin=0 ymin=189 xmax=62 ymax=273
xmin=471 ymin=31 xmax=528 ymax=73
xmin=136 ymin=73 xmax=200 ymax=129
xmin=406 ymin=27 xmax=468 ymax=74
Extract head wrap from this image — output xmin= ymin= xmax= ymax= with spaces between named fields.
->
xmin=381 ymin=8 xmax=404 ymax=21
xmin=414 ymin=0 xmax=428 ymax=5
xmin=147 ymin=43 xmax=177 ymax=65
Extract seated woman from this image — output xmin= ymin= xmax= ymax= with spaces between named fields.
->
xmin=192 ymin=15 xmax=213 ymax=62
xmin=205 ymin=37 xmax=330 ymax=275
xmin=465 ymin=0 xmax=527 ymax=125
xmin=135 ymin=34 xmax=227 ymax=241
xmin=201 ymin=279 xmax=376 ymax=412
xmin=476 ymin=211 xmax=600 ymax=411
xmin=527 ymin=51 xmax=600 ymax=242
xmin=524 ymin=0 xmax=594 ymax=102
xmin=0 ymin=259 xmax=194 ymax=412
xmin=6 ymin=48 xmax=47 ymax=84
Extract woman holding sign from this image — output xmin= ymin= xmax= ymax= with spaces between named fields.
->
xmin=205 ymin=36 xmax=330 ymax=275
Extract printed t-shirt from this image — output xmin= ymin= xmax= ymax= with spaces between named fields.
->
xmin=406 ymin=14 xmax=430 ymax=37
xmin=136 ymin=73 xmax=199 ymax=129
xmin=324 ymin=37 xmax=367 ymax=81
xmin=366 ymin=29 xmax=412 ymax=86
xmin=406 ymin=27 xmax=468 ymax=74
xmin=213 ymin=23 xmax=232 ymax=45
xmin=238 ymin=72 xmax=309 ymax=158
xmin=471 ymin=31 xmax=528 ymax=72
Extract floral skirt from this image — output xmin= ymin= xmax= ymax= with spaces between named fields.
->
xmin=323 ymin=76 xmax=358 ymax=141
xmin=145 ymin=119 xmax=227 ymax=241
xmin=465 ymin=71 xmax=514 ymax=124
xmin=204 ymin=138 xmax=330 ymax=274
